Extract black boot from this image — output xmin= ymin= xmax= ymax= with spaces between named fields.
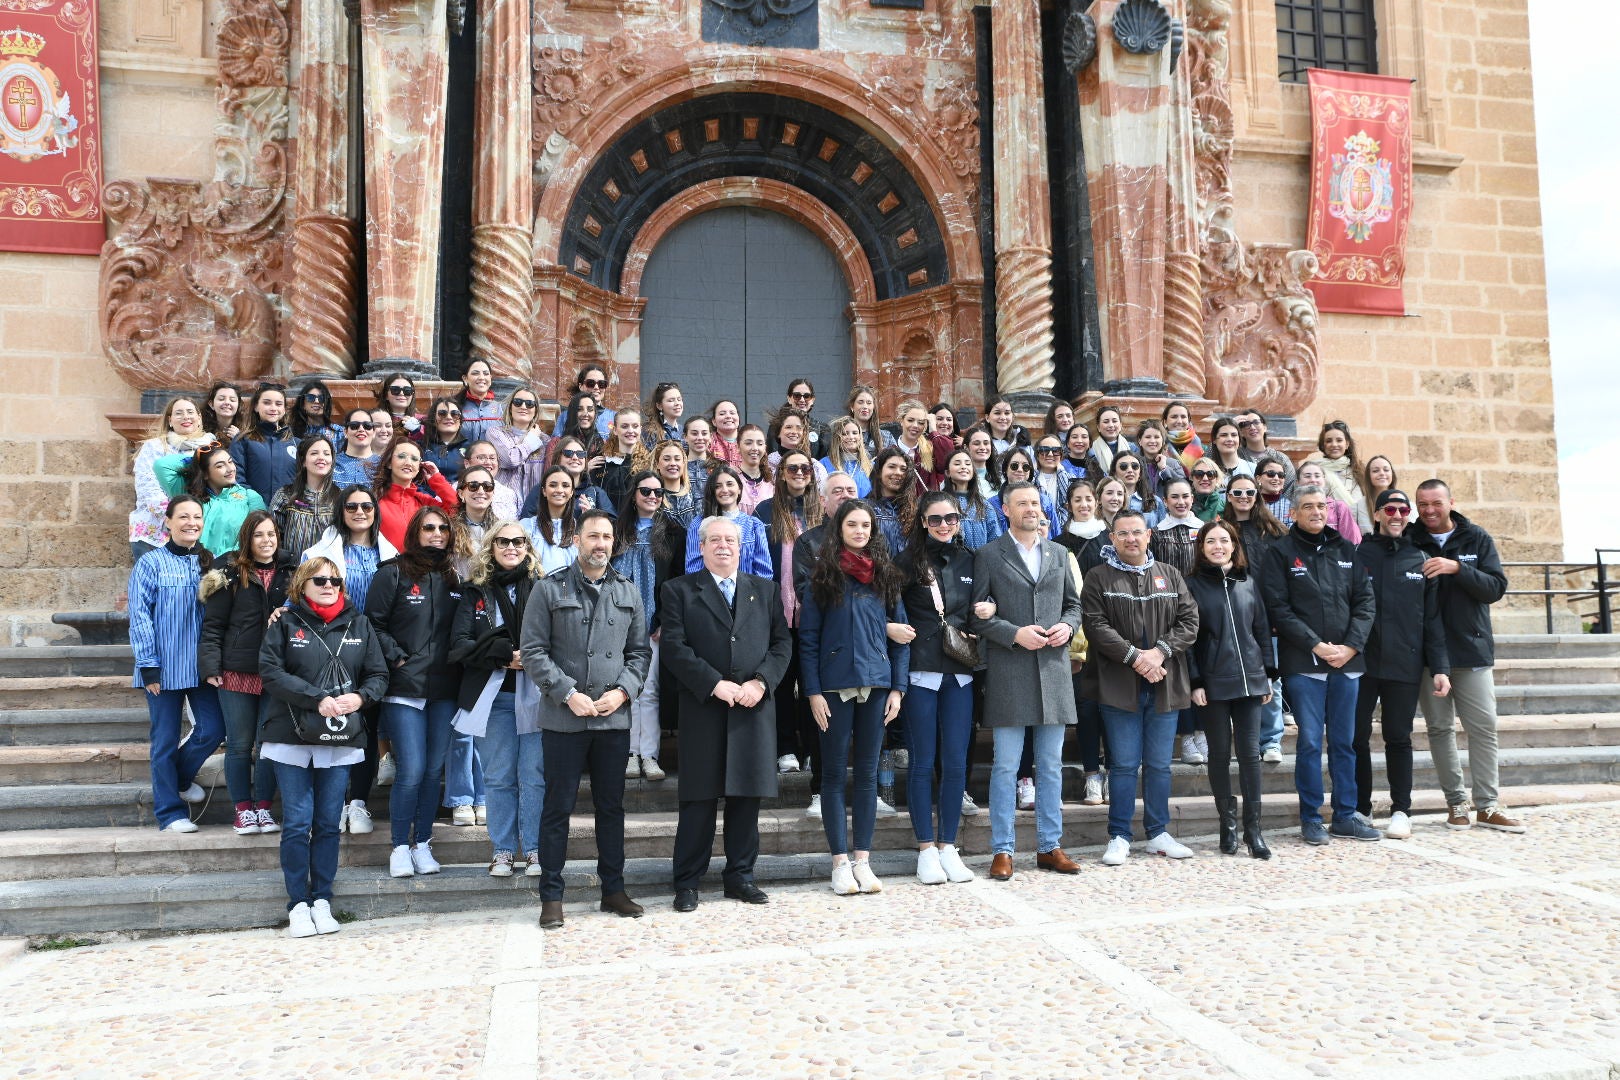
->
xmin=1242 ymin=800 xmax=1271 ymax=860
xmin=1218 ymin=796 xmax=1240 ymax=854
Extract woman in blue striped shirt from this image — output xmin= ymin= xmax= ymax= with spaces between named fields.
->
xmin=128 ymin=495 xmax=226 ymax=832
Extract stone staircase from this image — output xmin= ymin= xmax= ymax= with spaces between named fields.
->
xmin=1 ymin=636 xmax=1617 ymax=937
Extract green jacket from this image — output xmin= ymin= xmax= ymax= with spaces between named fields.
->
xmin=153 ymin=452 xmax=266 ymax=558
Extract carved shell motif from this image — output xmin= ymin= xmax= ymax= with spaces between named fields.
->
xmin=1112 ymin=0 xmax=1172 ymax=55
xmin=1170 ymin=17 xmax=1184 ymax=73
xmin=1062 ymin=11 xmax=1099 ymax=73
xmin=217 ymin=12 xmax=289 ymax=88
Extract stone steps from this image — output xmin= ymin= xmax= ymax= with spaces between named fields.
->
xmin=1493 ymin=657 xmax=1620 ymax=686
xmin=5 ymin=782 xmax=1616 ymax=936
xmin=0 ymin=645 xmax=133 ymax=678
xmin=1494 ymin=683 xmax=1618 ymax=715
xmin=1494 ymin=634 xmax=1620 ymax=660
xmin=0 ymin=676 xmax=138 ymax=711
xmin=0 ymin=708 xmax=151 ymax=746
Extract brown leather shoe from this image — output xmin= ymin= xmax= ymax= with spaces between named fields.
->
xmin=538 ymin=901 xmax=564 ymax=930
xmin=600 ymin=891 xmax=644 ymax=918
xmin=1036 ymin=847 xmax=1081 ymax=874
xmin=989 ymin=853 xmax=1014 ymax=881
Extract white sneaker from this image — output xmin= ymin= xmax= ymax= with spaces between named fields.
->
xmin=778 ymin=754 xmax=800 ymax=774
xmin=179 ymin=783 xmax=206 ymax=804
xmin=1386 ymin=811 xmax=1412 ymax=840
xmin=346 ymin=801 xmax=373 ymax=835
xmin=162 ymin=818 xmax=199 ymax=834
xmin=805 ymin=794 xmax=822 ymax=818
xmin=938 ymin=844 xmax=975 ymax=882
xmin=524 ymin=851 xmax=542 ymax=877
xmin=641 ymin=758 xmax=665 ymax=782
xmin=1082 ymin=773 xmax=1104 ymax=805
xmin=1192 ymin=730 xmax=1209 ymax=760
xmin=1016 ymin=777 xmax=1036 ymax=811
xmin=1180 ymin=735 xmax=1206 ymax=765
xmin=875 ymin=796 xmax=898 ymax=818
xmin=1102 ymin=836 xmax=1131 ymax=866
xmin=625 ymin=754 xmax=641 ymax=779
xmin=287 ymin=902 xmax=317 ymax=938
xmin=916 ymin=846 xmax=947 ymax=885
xmin=255 ymin=807 xmax=279 ymax=834
xmin=310 ymin=899 xmax=341 ymax=935
xmin=960 ymin=792 xmax=981 ymax=817
xmin=852 ymin=860 xmax=883 ymax=893
xmin=1146 ymin=832 xmax=1195 ymax=859
xmin=375 ymin=753 xmax=396 ymax=786
xmin=410 ymin=842 xmax=441 ymax=875
xmin=474 ymin=805 xmax=487 ymax=825
xmin=389 ymin=844 xmax=415 ymax=878
xmin=451 ymin=805 xmax=476 ymax=826
xmin=830 ymin=861 xmax=859 ymax=895
xmin=489 ymin=852 xmax=514 ymax=877
xmin=1262 ymin=745 xmax=1283 ymax=764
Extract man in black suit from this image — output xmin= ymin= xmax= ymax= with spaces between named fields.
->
xmin=661 ymin=516 xmax=794 ymax=911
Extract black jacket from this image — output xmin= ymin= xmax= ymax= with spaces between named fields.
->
xmin=364 ymin=559 xmax=463 ymax=700
xmin=1262 ymin=524 xmax=1376 ymax=676
xmin=899 ymin=543 xmax=977 ymax=676
xmin=1186 ymin=565 xmax=1274 ymax=700
xmin=1404 ymin=511 xmax=1507 ymax=668
xmin=1358 ymin=532 xmax=1450 ymax=683
xmin=792 ymin=522 xmax=831 ymax=605
xmin=197 ymin=560 xmax=296 ymax=680
xmin=257 ymin=602 xmax=390 ymax=745
xmin=448 ymin=575 xmax=538 ymax=710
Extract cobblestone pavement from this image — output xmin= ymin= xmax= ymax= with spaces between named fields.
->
xmin=6 ymin=802 xmax=1620 ymax=1080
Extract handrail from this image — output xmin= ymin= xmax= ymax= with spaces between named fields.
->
xmin=1501 ymin=549 xmax=1620 ymax=634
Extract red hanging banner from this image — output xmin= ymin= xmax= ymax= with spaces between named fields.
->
xmin=0 ymin=0 xmax=102 ymax=255
xmin=1304 ymin=69 xmax=1412 ymax=316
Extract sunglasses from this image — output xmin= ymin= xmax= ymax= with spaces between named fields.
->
xmin=419 ymin=523 xmax=452 ymax=534
xmin=1258 ymin=471 xmax=1285 ymax=479
xmin=437 ymin=409 xmax=461 ymax=419
xmin=1227 ymin=489 xmax=1257 ymax=499
xmin=1116 ymin=463 xmax=1141 ymax=471
xmin=303 ymin=392 xmax=328 ymax=403
xmin=784 ymin=463 xmax=814 ymax=475
xmin=347 ymin=421 xmax=375 ymax=431
xmin=1192 ymin=471 xmax=1219 ymax=480
xmin=1381 ymin=504 xmax=1412 ymax=516
xmin=492 ymin=535 xmax=528 ymax=548
xmin=1036 ymin=446 xmax=1063 ymax=456
xmin=789 ymin=391 xmax=814 ymax=400
xmin=560 ymin=448 xmax=587 ymax=459
xmin=344 ymin=502 xmax=375 ymax=513
xmin=308 ymin=575 xmax=343 ymax=588
xmin=924 ymin=513 xmax=962 ymax=527
xmin=636 ymin=486 xmax=664 ymax=498
xmin=191 ymin=439 xmax=224 ymax=457
xmin=1007 ymin=462 xmax=1031 ymax=472
xmin=1238 ymin=419 xmax=1262 ymax=428
xmin=511 ymin=399 xmax=538 ymax=409
xmin=461 ymin=480 xmax=495 ymax=493
xmin=387 ymin=385 xmax=413 ymax=396
xmin=581 ymin=378 xmax=607 ymax=390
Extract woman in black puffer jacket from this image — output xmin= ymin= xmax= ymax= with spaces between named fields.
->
xmin=1186 ymin=519 xmax=1276 ymax=860
xmin=199 ymin=509 xmax=295 ymax=836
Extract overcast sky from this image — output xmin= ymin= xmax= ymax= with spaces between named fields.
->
xmin=1532 ymin=0 xmax=1620 ymax=559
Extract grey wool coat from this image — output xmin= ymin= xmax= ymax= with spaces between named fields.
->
xmin=659 ymin=571 xmax=793 ymax=801
xmin=970 ymin=532 xmax=1083 ymax=728
xmin=519 ymin=563 xmax=651 ymax=733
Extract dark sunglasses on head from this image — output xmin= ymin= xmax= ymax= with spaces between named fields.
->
xmin=510 ymin=399 xmax=538 ymax=409
xmin=636 ymin=486 xmax=664 ymax=497
xmin=308 ymin=575 xmax=343 ymax=588
xmin=461 ymin=480 xmax=495 ymax=493
xmin=347 ymin=421 xmax=375 ymax=431
xmin=420 ymin=523 xmax=452 ymax=533
xmin=492 ymin=535 xmax=528 ymax=548
xmin=344 ymin=502 xmax=375 ymax=513
xmin=924 ymin=513 xmax=962 ymax=527
xmin=191 ymin=439 xmax=224 ymax=457
xmin=581 ymin=378 xmax=607 ymax=390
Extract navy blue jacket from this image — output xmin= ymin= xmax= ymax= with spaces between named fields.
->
xmin=230 ymin=425 xmax=298 ymax=506
xmin=1404 ymin=511 xmax=1507 ymax=668
xmin=1261 ymin=524 xmax=1375 ymax=676
xmin=1358 ymin=532 xmax=1451 ymax=683
xmin=799 ymin=577 xmax=909 ymax=696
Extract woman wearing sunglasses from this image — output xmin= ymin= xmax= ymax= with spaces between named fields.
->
xmin=366 ymin=506 xmax=465 ymax=878
xmin=516 ymin=436 xmax=615 ymax=520
xmin=260 ymin=556 xmax=390 ymax=936
xmin=1107 ymin=451 xmax=1163 ymax=529
xmin=455 ymin=465 xmax=503 ymax=569
xmin=991 ymin=447 xmax=1059 ymax=538
xmin=612 ymin=470 xmax=685 ymax=783
xmin=374 ymin=434 xmax=460 ymax=551
xmin=489 ymin=386 xmax=550 ymax=507
xmin=755 ymin=451 xmax=825 ymax=781
xmin=423 ymin=396 xmax=471 ymax=484
xmin=1188 ymin=461 xmax=1226 ymax=522
xmin=1032 ymin=436 xmax=1069 ymax=530
xmin=374 ymin=374 xmax=425 ymax=442
xmin=551 ymin=365 xmax=616 ymax=440
xmin=291 ymin=380 xmax=342 ymax=445
xmin=332 ymin=409 xmax=380 ymax=489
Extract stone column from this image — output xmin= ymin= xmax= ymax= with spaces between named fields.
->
xmin=1160 ymin=0 xmax=1205 ymax=397
xmin=359 ymin=0 xmax=450 ymax=373
xmin=1077 ymin=0 xmax=1174 ymax=394
xmin=991 ymin=0 xmax=1056 ymax=397
xmin=467 ymin=0 xmax=533 ymax=382
xmin=286 ymin=0 xmax=359 ymax=377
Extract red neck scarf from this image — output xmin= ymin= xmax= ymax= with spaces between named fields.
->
xmin=306 ymin=597 xmax=345 ymax=623
xmin=839 ymin=549 xmax=875 ymax=584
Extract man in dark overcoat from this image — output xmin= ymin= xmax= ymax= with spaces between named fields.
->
xmin=661 ymin=515 xmax=793 ymax=911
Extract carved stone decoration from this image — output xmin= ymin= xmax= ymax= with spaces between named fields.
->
xmin=1160 ymin=0 xmax=1203 ymax=397
xmin=1062 ymin=11 xmax=1098 ymax=73
xmin=990 ymin=0 xmax=1056 ymax=396
xmin=1187 ymin=0 xmax=1321 ymax=414
xmin=1111 ymin=0 xmax=1172 ymax=54
xmin=467 ymin=0 xmax=533 ymax=380
xmin=531 ymin=36 xmax=646 ymax=146
xmin=98 ymin=0 xmax=291 ymax=391
xmin=702 ymin=0 xmax=818 ymax=48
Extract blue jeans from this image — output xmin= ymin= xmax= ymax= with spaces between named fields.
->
xmin=902 ymin=678 xmax=973 ymax=844
xmin=818 ymin=691 xmax=887 ymax=855
xmin=1285 ymin=673 xmax=1360 ymax=825
xmin=217 ymin=688 xmax=277 ymax=805
xmin=475 ymin=692 xmax=544 ymax=856
xmin=271 ymin=760 xmax=348 ymax=910
xmin=384 ymin=699 xmax=457 ymax=847
xmin=443 ymin=729 xmax=486 ymax=808
xmin=145 ymin=685 xmax=225 ymax=829
xmin=1100 ymin=687 xmax=1178 ymax=841
xmin=1259 ymin=676 xmax=1286 ymax=750
xmin=990 ymin=724 xmax=1065 ymax=854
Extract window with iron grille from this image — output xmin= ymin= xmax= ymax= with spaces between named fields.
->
xmin=1276 ymin=0 xmax=1377 ymax=83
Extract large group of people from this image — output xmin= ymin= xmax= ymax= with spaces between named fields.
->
xmin=126 ymin=366 xmax=1525 ymax=937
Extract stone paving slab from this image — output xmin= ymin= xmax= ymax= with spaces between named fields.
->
xmin=2 ymin=801 xmax=1618 ymax=1080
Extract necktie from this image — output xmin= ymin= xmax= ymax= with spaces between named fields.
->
xmin=719 ymin=577 xmax=735 ymax=608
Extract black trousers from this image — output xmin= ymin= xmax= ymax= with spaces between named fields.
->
xmin=672 ymin=796 xmax=761 ymax=891
xmin=538 ymin=727 xmax=630 ymax=902
xmin=774 ymin=630 xmax=822 ymax=791
xmin=1354 ymin=677 xmax=1420 ymax=815
xmin=1197 ymin=694 xmax=1264 ymax=806
xmin=346 ymin=703 xmax=382 ymax=804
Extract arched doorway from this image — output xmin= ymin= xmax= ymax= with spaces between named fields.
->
xmin=638 ymin=206 xmax=852 ymax=425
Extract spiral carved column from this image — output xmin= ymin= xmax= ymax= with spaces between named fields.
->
xmin=1161 ymin=0 xmax=1205 ymax=397
xmin=288 ymin=214 xmax=361 ymax=376
xmin=469 ymin=223 xmax=533 ymax=379
xmin=991 ymin=0 xmax=1056 ymax=396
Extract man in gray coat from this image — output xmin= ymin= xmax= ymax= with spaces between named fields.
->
xmin=521 ymin=509 xmax=652 ymax=930
xmin=971 ymin=482 xmax=1083 ymax=881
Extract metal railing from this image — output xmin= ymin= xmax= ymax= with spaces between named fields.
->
xmin=1503 ymin=548 xmax=1620 ymax=635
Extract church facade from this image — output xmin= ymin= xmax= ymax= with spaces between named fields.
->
xmin=0 ymin=0 xmax=1559 ymax=642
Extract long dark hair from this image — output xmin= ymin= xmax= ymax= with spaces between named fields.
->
xmin=1191 ymin=518 xmax=1250 ymax=575
xmin=564 ymin=391 xmax=603 ymax=452
xmin=291 ymin=379 xmax=333 ymax=438
xmin=1220 ymin=476 xmax=1285 ymax=538
xmin=374 ymin=372 xmax=417 ymax=413
xmin=373 ymin=433 xmax=423 ymax=499
xmin=1110 ymin=450 xmax=1159 ymax=513
xmin=274 ymin=435 xmax=337 ymax=505
xmin=701 ymin=463 xmax=746 ymax=519
xmin=398 ymin=505 xmax=460 ymax=584
xmin=612 ymin=469 xmax=671 ymax=563
xmin=184 ymin=444 xmax=233 ymax=503
xmin=201 ymin=381 xmax=239 ymax=437
xmin=943 ymin=447 xmax=989 ymax=516
xmin=533 ymin=464 xmax=578 ymax=547
xmin=900 ymin=491 xmax=961 ymax=582
xmin=1318 ymin=419 xmax=1365 ymax=477
xmin=769 ymin=450 xmax=823 ymax=544
xmin=983 ymin=395 xmax=1030 ymax=447
xmin=239 ymin=383 xmax=287 ymax=444
xmin=161 ymin=495 xmax=213 ymax=572
xmin=425 ymin=395 xmax=465 ymax=449
xmin=869 ymin=444 xmax=916 ymax=523
xmin=336 ymin=484 xmax=381 ymax=547
xmin=811 ymin=498 xmax=904 ymax=610
xmin=230 ymin=510 xmax=280 ymax=587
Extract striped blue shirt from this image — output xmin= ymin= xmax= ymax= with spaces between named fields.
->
xmin=343 ymin=544 xmax=381 ymax=611
xmin=128 ymin=546 xmax=205 ymax=690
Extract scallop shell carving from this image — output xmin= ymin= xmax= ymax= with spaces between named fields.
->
xmin=1170 ymin=16 xmax=1184 ymax=72
xmin=1112 ymin=0 xmax=1171 ymax=55
xmin=1063 ymin=11 xmax=1099 ymax=72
